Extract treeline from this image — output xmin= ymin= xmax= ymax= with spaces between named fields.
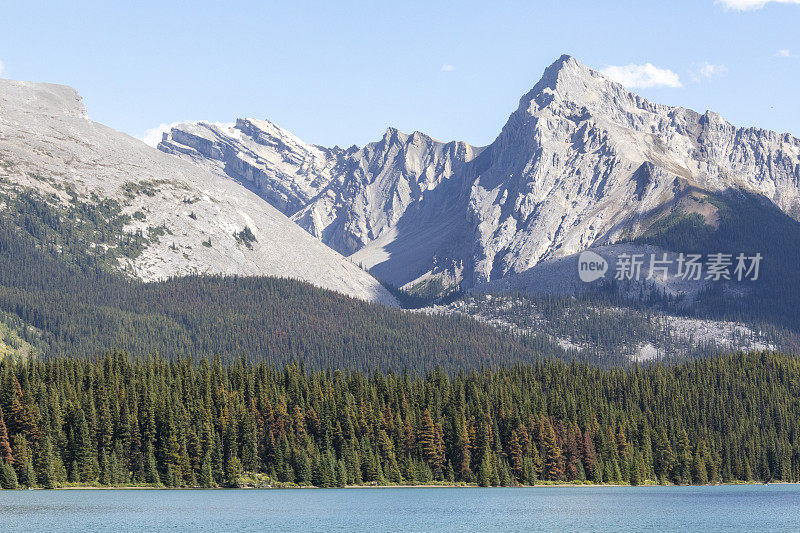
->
xmin=1 ymin=351 xmax=799 ymax=489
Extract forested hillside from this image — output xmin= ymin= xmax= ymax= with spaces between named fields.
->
xmin=0 ymin=190 xmax=568 ymax=369
xmin=431 ymin=293 xmax=798 ymax=362
xmin=0 ymin=351 xmax=798 ymax=489
xmin=633 ymin=190 xmax=800 ymax=330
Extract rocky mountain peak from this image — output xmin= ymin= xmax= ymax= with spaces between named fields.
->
xmin=0 ymin=79 xmax=88 ymax=120
xmin=156 ymin=55 xmax=800 ymax=297
xmin=380 ymin=126 xmax=406 ymax=146
xmin=376 ymin=127 xmax=442 ymax=151
xmin=235 ymin=117 xmax=323 ymax=154
xmin=532 ymin=54 xmax=586 ymax=88
xmin=516 ymin=55 xmax=606 ymax=111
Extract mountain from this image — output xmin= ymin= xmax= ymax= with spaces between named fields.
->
xmin=0 ymin=212 xmax=568 ymax=367
xmin=0 ymin=79 xmax=396 ymax=305
xmin=159 ymin=121 xmax=482 ymax=283
xmin=159 ymin=120 xmax=483 ymax=295
xmin=160 ymin=55 xmax=800 ymax=299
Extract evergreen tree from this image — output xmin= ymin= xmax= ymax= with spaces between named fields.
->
xmin=478 ymin=451 xmax=493 ymax=487
xmin=0 ymin=461 xmax=18 ymax=489
xmin=0 ymin=407 xmax=13 ymax=466
xmin=225 ymin=456 xmax=242 ymax=487
xmin=508 ymin=430 xmax=523 ymax=482
xmin=655 ymin=428 xmax=674 ymax=482
xmin=692 ymin=442 xmax=709 ymax=484
xmin=542 ymin=419 xmax=564 ymax=481
xmin=144 ymin=441 xmax=161 ymax=485
xmin=676 ymin=429 xmax=692 ymax=484
xmin=35 ymin=431 xmax=57 ymax=489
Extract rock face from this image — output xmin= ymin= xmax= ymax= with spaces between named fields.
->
xmin=0 ymin=79 xmax=397 ymax=306
xmin=159 ymin=118 xmax=342 ymax=216
xmin=161 ymin=122 xmax=482 ymax=257
xmin=160 ymin=55 xmax=800 ymax=294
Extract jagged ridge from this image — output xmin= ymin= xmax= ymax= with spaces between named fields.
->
xmin=159 ymin=55 xmax=800 ymax=294
xmin=0 ymin=78 xmax=397 ymax=306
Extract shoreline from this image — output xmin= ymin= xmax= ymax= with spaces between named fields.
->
xmin=17 ymin=481 xmax=793 ymax=491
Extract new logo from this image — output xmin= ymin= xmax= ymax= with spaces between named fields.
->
xmin=578 ymin=250 xmax=608 ymax=283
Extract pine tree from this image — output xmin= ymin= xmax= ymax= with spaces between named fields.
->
xmin=7 ymin=376 xmax=25 ymax=436
xmin=72 ymin=410 xmax=96 ymax=483
xmin=10 ymin=377 xmax=39 ymax=448
xmin=478 ymin=451 xmax=493 ymax=487
xmin=199 ymin=452 xmax=214 ymax=487
xmin=676 ymin=428 xmax=692 ymax=484
xmin=336 ymin=459 xmax=348 ymax=487
xmin=300 ymin=454 xmax=313 ymax=485
xmin=144 ymin=441 xmax=161 ymax=485
xmin=20 ymin=456 xmax=37 ymax=488
xmin=692 ymin=442 xmax=709 ymax=484
xmin=542 ymin=419 xmax=564 ymax=481
xmin=445 ymin=460 xmax=455 ymax=483
xmin=655 ymin=428 xmax=674 ymax=482
xmin=241 ymin=410 xmax=258 ymax=472
xmin=629 ymin=451 xmax=642 ymax=486
xmin=35 ymin=431 xmax=57 ymax=488
xmin=456 ymin=415 xmax=472 ymax=480
xmin=616 ymin=426 xmax=630 ymax=481
xmin=581 ymin=429 xmax=598 ymax=481
xmin=0 ymin=407 xmax=13 ymax=466
xmin=417 ymin=409 xmax=440 ymax=474
xmin=0 ymin=461 xmax=18 ymax=489
xmin=508 ymin=430 xmax=523 ymax=482
xmin=225 ymin=455 xmax=243 ymax=487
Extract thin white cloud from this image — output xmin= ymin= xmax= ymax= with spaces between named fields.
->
xmin=441 ymin=64 xmax=455 ymax=72
xmin=776 ymin=49 xmax=792 ymax=57
xmin=716 ymin=0 xmax=800 ymax=10
xmin=137 ymin=121 xmax=234 ymax=147
xmin=692 ymin=62 xmax=728 ymax=81
xmin=137 ymin=122 xmax=182 ymax=147
xmin=0 ymin=60 xmax=4 ymax=76
xmin=600 ymin=63 xmax=683 ymax=89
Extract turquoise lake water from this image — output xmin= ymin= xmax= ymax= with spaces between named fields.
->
xmin=1 ymin=485 xmax=799 ymax=532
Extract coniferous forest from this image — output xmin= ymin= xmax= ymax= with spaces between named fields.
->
xmin=1 ymin=172 xmax=800 ymax=492
xmin=0 ymin=190 xmax=574 ymax=369
xmin=1 ymin=351 xmax=799 ymax=489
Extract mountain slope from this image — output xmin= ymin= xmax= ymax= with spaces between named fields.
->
xmin=161 ymin=121 xmax=482 ymax=258
xmin=465 ymin=55 xmax=800 ymax=286
xmin=160 ymin=55 xmax=800 ymax=297
xmin=0 ymin=204 xmax=572 ymax=368
xmin=0 ymin=79 xmax=396 ymax=305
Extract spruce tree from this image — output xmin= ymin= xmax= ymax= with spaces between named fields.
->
xmin=542 ymin=419 xmax=564 ymax=481
xmin=0 ymin=407 xmax=13 ymax=466
xmin=0 ymin=461 xmax=18 ymax=489
xmin=225 ymin=456 xmax=242 ymax=487
xmin=478 ymin=451 xmax=493 ymax=487
xmin=35 ymin=431 xmax=57 ymax=489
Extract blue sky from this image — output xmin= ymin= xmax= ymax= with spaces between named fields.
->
xmin=1 ymin=0 xmax=798 ymax=148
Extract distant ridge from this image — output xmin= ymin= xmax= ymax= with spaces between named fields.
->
xmin=160 ymin=55 xmax=800 ymax=298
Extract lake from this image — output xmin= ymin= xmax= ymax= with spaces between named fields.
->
xmin=1 ymin=485 xmax=800 ymax=532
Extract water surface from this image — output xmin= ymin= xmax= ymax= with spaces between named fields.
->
xmin=2 ymin=485 xmax=799 ymax=532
